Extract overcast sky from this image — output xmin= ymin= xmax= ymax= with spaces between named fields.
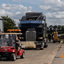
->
xmin=0 ymin=0 xmax=64 ymax=26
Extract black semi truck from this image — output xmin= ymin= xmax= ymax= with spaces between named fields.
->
xmin=19 ymin=12 xmax=47 ymax=50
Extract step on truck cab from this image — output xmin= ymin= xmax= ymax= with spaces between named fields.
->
xmin=19 ymin=12 xmax=48 ymax=50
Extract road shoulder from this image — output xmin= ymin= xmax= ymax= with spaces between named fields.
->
xmin=52 ymin=44 xmax=64 ymax=64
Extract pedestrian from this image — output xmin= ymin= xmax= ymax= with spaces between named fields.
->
xmin=52 ymin=33 xmax=54 ymax=39
xmin=48 ymin=33 xmax=51 ymax=42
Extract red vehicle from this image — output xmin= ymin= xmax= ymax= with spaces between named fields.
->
xmin=0 ymin=33 xmax=25 ymax=61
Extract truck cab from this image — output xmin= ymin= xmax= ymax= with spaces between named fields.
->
xmin=19 ymin=12 xmax=47 ymax=49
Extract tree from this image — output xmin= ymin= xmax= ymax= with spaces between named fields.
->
xmin=1 ymin=16 xmax=17 ymax=32
xmin=53 ymin=25 xmax=57 ymax=31
xmin=48 ymin=25 xmax=53 ymax=34
xmin=61 ymin=25 xmax=64 ymax=33
xmin=57 ymin=25 xmax=61 ymax=30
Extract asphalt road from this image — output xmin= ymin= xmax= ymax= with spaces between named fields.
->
xmin=0 ymin=43 xmax=61 ymax=64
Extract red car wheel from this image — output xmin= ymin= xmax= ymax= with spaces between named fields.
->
xmin=20 ymin=52 xmax=25 ymax=58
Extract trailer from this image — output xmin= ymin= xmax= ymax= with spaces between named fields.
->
xmin=19 ymin=12 xmax=48 ymax=50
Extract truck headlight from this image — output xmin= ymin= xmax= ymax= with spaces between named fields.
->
xmin=38 ymin=37 xmax=43 ymax=39
xmin=21 ymin=37 xmax=24 ymax=39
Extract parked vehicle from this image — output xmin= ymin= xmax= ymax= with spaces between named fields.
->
xmin=0 ymin=33 xmax=25 ymax=61
xmin=53 ymin=31 xmax=60 ymax=43
xmin=19 ymin=12 xmax=48 ymax=49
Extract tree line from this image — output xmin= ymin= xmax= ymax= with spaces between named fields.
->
xmin=1 ymin=16 xmax=17 ymax=32
xmin=47 ymin=25 xmax=64 ymax=34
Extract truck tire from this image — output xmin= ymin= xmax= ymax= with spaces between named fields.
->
xmin=53 ymin=41 xmax=55 ymax=43
xmin=20 ymin=52 xmax=25 ymax=58
xmin=11 ymin=53 xmax=16 ymax=61
xmin=7 ymin=57 xmax=10 ymax=60
xmin=44 ymin=44 xmax=48 ymax=48
xmin=58 ymin=41 xmax=60 ymax=43
xmin=40 ymin=48 xmax=43 ymax=50
xmin=40 ymin=43 xmax=44 ymax=50
xmin=44 ymin=43 xmax=48 ymax=48
xmin=0 ymin=57 xmax=2 ymax=61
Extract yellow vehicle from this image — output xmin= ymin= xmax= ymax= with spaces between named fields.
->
xmin=53 ymin=31 xmax=60 ymax=43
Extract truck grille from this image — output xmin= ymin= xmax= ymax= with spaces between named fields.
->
xmin=26 ymin=31 xmax=36 ymax=41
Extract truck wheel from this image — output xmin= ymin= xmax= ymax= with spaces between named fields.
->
xmin=20 ymin=52 xmax=25 ymax=58
xmin=7 ymin=57 xmax=10 ymax=60
xmin=40 ymin=44 xmax=44 ymax=50
xmin=53 ymin=41 xmax=55 ymax=43
xmin=0 ymin=57 xmax=2 ymax=61
xmin=44 ymin=45 xmax=48 ymax=48
xmin=40 ymin=48 xmax=43 ymax=50
xmin=44 ymin=43 xmax=48 ymax=48
xmin=11 ymin=53 xmax=16 ymax=61
xmin=59 ymin=41 xmax=60 ymax=43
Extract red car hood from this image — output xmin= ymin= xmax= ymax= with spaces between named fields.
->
xmin=1 ymin=46 xmax=14 ymax=49
xmin=0 ymin=46 xmax=15 ymax=52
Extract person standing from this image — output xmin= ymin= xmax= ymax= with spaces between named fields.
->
xmin=16 ymin=36 xmax=20 ymax=53
xmin=48 ymin=33 xmax=51 ymax=42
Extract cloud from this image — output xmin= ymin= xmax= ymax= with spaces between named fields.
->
xmin=0 ymin=0 xmax=64 ymax=26
xmin=40 ymin=0 xmax=64 ymax=11
xmin=0 ymin=3 xmax=32 ymax=25
xmin=47 ymin=18 xmax=64 ymax=26
xmin=40 ymin=6 xmax=51 ymax=10
xmin=46 ymin=11 xmax=64 ymax=19
xmin=40 ymin=0 xmax=64 ymax=25
xmin=0 ymin=9 xmax=13 ymax=16
xmin=46 ymin=12 xmax=64 ymax=26
xmin=43 ymin=0 xmax=61 ymax=5
xmin=2 ymin=4 xmax=32 ymax=11
xmin=12 ymin=0 xmax=22 ymax=3
xmin=2 ymin=4 xmax=32 ymax=16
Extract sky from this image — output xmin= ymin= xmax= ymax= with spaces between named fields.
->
xmin=0 ymin=0 xmax=64 ymax=26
